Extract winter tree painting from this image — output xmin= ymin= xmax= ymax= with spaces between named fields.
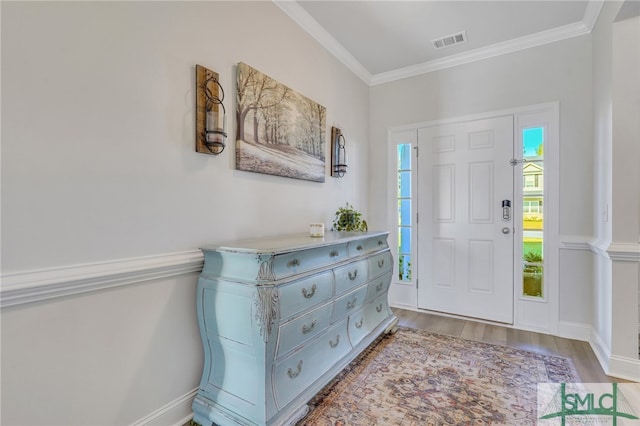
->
xmin=236 ymin=62 xmax=326 ymax=183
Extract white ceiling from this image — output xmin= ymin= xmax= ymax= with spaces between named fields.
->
xmin=275 ymin=1 xmax=604 ymax=85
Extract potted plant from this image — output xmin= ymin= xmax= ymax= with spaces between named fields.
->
xmin=332 ymin=203 xmax=368 ymax=232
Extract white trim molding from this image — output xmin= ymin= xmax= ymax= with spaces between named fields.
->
xmin=609 ymin=355 xmax=640 ymax=383
xmin=589 ymin=237 xmax=611 ymax=258
xmin=559 ymin=235 xmax=593 ymax=251
xmin=0 ymin=251 xmax=204 ymax=308
xmin=558 ymin=320 xmax=592 ymax=342
xmin=607 ymin=242 xmax=640 ymax=262
xmin=272 ymin=0 xmax=372 ymax=84
xmin=590 ymin=328 xmax=613 ymax=375
xmin=370 ymin=22 xmax=590 ymax=85
xmin=583 ymin=0 xmax=606 ymax=31
xmin=590 ymin=326 xmax=640 ymax=382
xmin=275 ymin=0 xmax=603 ymax=86
xmin=129 ymin=388 xmax=198 ymax=426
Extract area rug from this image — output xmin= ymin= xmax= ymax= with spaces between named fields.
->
xmin=298 ymin=327 xmax=579 ymax=425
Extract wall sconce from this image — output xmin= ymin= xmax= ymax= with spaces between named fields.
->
xmin=331 ymin=126 xmax=348 ymax=177
xmin=195 ymin=64 xmax=227 ymax=155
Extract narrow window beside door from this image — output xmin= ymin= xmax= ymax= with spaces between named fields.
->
xmin=397 ymin=144 xmax=412 ymax=282
xmin=522 ymin=127 xmax=544 ymax=298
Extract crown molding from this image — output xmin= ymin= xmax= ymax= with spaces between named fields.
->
xmin=583 ymin=0 xmax=605 ymax=31
xmin=0 ymin=250 xmax=204 ymax=308
xmin=275 ymin=1 xmax=603 ymax=87
xmin=273 ymin=1 xmax=372 ymax=85
xmin=370 ymin=21 xmax=591 ymax=85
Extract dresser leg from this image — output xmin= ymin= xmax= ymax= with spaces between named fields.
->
xmin=285 ymin=404 xmax=309 ymax=426
xmin=384 ymin=316 xmax=399 ymax=334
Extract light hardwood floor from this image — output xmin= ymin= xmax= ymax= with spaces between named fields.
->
xmin=392 ymin=307 xmax=632 ymax=383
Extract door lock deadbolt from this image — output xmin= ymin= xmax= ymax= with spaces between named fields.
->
xmin=501 ymin=200 xmax=511 ymax=221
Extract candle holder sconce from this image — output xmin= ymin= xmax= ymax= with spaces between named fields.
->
xmin=331 ymin=126 xmax=347 ymax=177
xmin=196 ymin=64 xmax=227 ymax=155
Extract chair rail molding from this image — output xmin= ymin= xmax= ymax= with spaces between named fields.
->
xmin=0 ymin=250 xmax=204 ymax=308
xmin=607 ymin=242 xmax=640 ymax=262
xmin=559 ymin=234 xmax=593 ymax=251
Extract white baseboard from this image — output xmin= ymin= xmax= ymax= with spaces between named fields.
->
xmin=590 ymin=328 xmax=612 ymax=375
xmin=129 ymin=388 xmax=197 ymax=426
xmin=609 ymin=355 xmax=640 ymax=382
xmin=558 ymin=320 xmax=591 ymax=341
xmin=389 ymin=301 xmax=417 ymax=311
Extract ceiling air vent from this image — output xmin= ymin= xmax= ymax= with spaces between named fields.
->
xmin=432 ymin=31 xmax=467 ymax=49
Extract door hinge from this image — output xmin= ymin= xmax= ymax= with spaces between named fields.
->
xmin=510 ymin=158 xmax=527 ymax=166
xmin=416 ymin=212 xmax=419 ymax=224
xmin=414 ymin=146 xmax=418 ymax=157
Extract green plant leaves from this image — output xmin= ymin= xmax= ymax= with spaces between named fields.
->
xmin=332 ymin=203 xmax=368 ymax=232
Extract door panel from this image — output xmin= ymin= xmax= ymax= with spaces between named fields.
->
xmin=417 ymin=116 xmax=514 ymax=323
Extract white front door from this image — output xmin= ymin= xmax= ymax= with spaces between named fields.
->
xmin=417 ymin=115 xmax=514 ymax=323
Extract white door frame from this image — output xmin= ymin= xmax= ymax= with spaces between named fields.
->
xmin=387 ymin=102 xmax=560 ymax=335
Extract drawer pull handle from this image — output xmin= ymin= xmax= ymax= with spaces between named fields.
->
xmin=378 ymin=259 xmax=385 ymax=268
xmin=302 ymin=284 xmax=317 ymax=299
xmin=378 ymin=240 xmax=384 ymax=246
xmin=329 ymin=335 xmax=340 ymax=348
xmin=376 ymin=282 xmax=383 ymax=292
xmin=302 ymin=320 xmax=317 ymax=334
xmin=348 ymin=270 xmax=358 ymax=280
xmin=355 ymin=318 xmax=363 ymax=329
xmin=329 ymin=250 xmax=339 ymax=258
xmin=347 ymin=297 xmax=357 ymax=310
xmin=356 ymin=245 xmax=363 ymax=251
xmin=376 ymin=304 xmax=383 ymax=313
xmin=288 ymin=259 xmax=300 ymax=267
xmin=287 ymin=360 xmax=303 ymax=379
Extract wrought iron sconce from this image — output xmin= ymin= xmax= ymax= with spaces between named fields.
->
xmin=196 ymin=64 xmax=227 ymax=155
xmin=331 ymin=126 xmax=348 ymax=177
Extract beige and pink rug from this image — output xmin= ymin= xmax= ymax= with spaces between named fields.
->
xmin=300 ymin=327 xmax=579 ymax=425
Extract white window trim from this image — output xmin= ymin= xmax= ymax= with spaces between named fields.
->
xmin=387 ymin=129 xmax=418 ymax=310
xmin=513 ymin=103 xmax=560 ymax=335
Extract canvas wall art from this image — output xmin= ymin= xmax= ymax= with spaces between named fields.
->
xmin=236 ymin=62 xmax=326 ymax=182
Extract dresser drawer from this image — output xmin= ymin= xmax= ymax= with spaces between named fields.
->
xmin=276 ymin=302 xmax=333 ymax=358
xmin=368 ymin=251 xmax=392 ymax=278
xmin=273 ymin=320 xmax=350 ymax=410
xmin=366 ymin=271 xmax=392 ymax=303
xmin=333 ymin=259 xmax=368 ymax=295
xmin=347 ymin=235 xmax=388 ymax=257
xmin=347 ymin=294 xmax=392 ymax=347
xmin=272 ymin=243 xmax=348 ymax=279
xmin=278 ymin=271 xmax=333 ymax=319
xmin=332 ymin=285 xmax=367 ymax=323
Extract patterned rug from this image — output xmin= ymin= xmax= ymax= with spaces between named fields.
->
xmin=299 ymin=327 xmax=579 ymax=425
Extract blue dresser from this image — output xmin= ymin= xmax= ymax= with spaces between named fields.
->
xmin=192 ymin=231 xmax=397 ymax=426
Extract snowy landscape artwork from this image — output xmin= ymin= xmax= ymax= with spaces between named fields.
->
xmin=236 ymin=62 xmax=326 ymax=182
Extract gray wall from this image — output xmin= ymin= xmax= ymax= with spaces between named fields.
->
xmin=0 ymin=2 xmax=370 ymax=425
xmin=1 ymin=1 xmax=370 ymax=273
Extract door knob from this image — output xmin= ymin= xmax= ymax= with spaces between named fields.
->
xmin=502 ymin=227 xmax=511 ymax=234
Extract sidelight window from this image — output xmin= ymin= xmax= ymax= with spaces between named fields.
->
xmin=522 ymin=127 xmax=544 ymax=298
xmin=397 ymin=144 xmax=412 ymax=282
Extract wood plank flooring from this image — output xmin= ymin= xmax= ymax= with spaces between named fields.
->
xmin=393 ymin=307 xmax=631 ymax=383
